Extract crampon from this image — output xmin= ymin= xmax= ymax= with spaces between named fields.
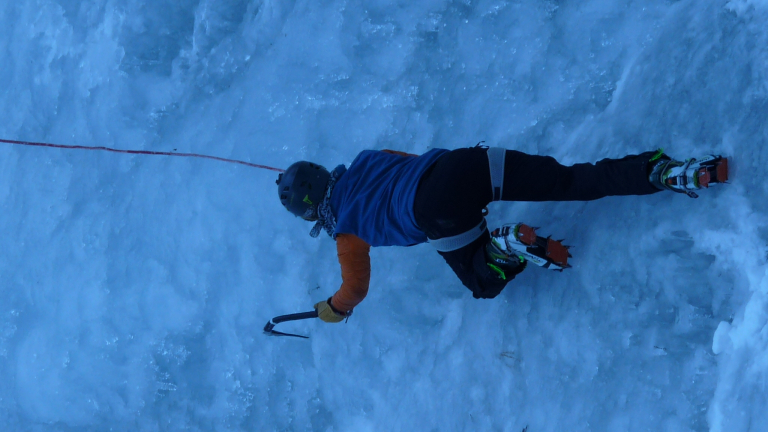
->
xmin=657 ymin=155 xmax=729 ymax=198
xmin=490 ymin=223 xmax=572 ymax=271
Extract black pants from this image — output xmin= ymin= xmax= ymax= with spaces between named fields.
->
xmin=413 ymin=147 xmax=661 ymax=298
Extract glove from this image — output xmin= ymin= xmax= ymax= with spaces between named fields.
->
xmin=314 ymin=297 xmax=348 ymax=323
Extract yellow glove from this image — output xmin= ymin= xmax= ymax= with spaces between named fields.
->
xmin=314 ymin=297 xmax=348 ymax=323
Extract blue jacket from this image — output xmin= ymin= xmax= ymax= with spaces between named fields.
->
xmin=330 ymin=149 xmax=449 ymax=247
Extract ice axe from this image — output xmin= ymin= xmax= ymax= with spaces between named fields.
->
xmin=263 ymin=310 xmax=319 ymax=339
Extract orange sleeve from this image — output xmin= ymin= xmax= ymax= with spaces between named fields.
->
xmin=330 ymin=234 xmax=371 ymax=312
xmin=382 ymin=149 xmax=418 ymax=157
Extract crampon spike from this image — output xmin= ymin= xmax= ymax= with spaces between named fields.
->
xmin=545 ymin=238 xmax=569 ymax=267
xmin=516 ymin=224 xmax=538 ymax=246
xmin=717 ymin=158 xmax=729 ymax=182
xmin=698 ymin=168 xmax=711 ymax=188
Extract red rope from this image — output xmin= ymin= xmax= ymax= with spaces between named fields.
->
xmin=0 ymin=138 xmax=285 ymax=173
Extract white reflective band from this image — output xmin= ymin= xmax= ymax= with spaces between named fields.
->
xmin=428 ymin=219 xmax=487 ymax=252
xmin=487 ymin=147 xmax=506 ymax=201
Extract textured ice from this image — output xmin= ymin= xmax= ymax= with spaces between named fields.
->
xmin=1 ymin=0 xmax=767 ymax=431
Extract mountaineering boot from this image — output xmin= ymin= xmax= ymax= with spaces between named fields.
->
xmin=490 ymin=223 xmax=571 ymax=271
xmin=484 ymin=238 xmax=527 ymax=280
xmin=648 ymin=152 xmax=729 ymax=198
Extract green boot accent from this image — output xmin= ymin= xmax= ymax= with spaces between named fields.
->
xmin=484 ymin=240 xmax=525 ymax=280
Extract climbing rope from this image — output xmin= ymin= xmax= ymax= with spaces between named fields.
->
xmin=0 ymin=138 xmax=285 ymax=173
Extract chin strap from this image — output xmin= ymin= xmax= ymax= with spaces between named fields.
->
xmin=310 ymin=164 xmax=346 ymax=239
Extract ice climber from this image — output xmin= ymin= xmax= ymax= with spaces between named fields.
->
xmin=275 ymin=146 xmax=728 ymax=323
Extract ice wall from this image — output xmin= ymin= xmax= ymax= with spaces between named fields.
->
xmin=1 ymin=0 xmax=767 ymax=430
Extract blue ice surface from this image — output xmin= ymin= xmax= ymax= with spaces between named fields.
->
xmin=0 ymin=0 xmax=767 ymax=431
